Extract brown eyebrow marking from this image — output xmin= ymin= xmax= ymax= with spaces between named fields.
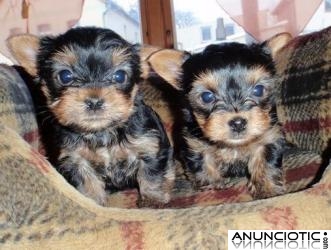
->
xmin=110 ymin=47 xmax=132 ymax=66
xmin=192 ymin=70 xmax=223 ymax=92
xmin=52 ymin=45 xmax=77 ymax=66
xmin=246 ymin=66 xmax=271 ymax=85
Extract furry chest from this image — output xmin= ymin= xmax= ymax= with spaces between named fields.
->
xmin=187 ymin=136 xmax=249 ymax=165
xmin=77 ymin=135 xmax=160 ymax=188
xmin=206 ymin=145 xmax=249 ymax=175
xmin=76 ymin=143 xmax=139 ymax=181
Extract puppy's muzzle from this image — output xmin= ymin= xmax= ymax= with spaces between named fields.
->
xmin=85 ymin=97 xmax=104 ymax=111
xmin=228 ymin=117 xmax=247 ymax=133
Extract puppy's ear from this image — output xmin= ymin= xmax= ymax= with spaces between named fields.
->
xmin=140 ymin=46 xmax=160 ymax=80
xmin=263 ymin=32 xmax=292 ymax=59
xmin=140 ymin=46 xmax=190 ymax=90
xmin=7 ymin=34 xmax=40 ymax=76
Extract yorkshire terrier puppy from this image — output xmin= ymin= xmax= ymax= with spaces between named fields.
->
xmin=147 ymin=33 xmax=292 ymax=199
xmin=8 ymin=27 xmax=175 ymax=205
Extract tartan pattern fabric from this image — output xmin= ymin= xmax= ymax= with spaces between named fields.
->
xmin=1 ymin=26 xmax=331 ymax=248
xmin=275 ymin=26 xmax=331 ymax=155
xmin=0 ymin=64 xmax=40 ymax=150
xmin=0 ymin=124 xmax=330 ymax=249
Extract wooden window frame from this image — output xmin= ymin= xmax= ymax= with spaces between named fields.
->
xmin=140 ymin=0 xmax=175 ymax=48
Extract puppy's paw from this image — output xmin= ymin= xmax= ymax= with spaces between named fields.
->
xmin=193 ymin=178 xmax=226 ymax=191
xmin=78 ymin=181 xmax=107 ymax=206
xmin=138 ymin=180 xmax=172 ymax=208
xmin=248 ymin=180 xmax=285 ymax=199
xmin=136 ymin=196 xmax=169 ymax=209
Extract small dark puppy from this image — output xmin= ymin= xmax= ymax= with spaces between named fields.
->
xmin=8 ymin=27 xmax=175 ymax=205
xmin=146 ymin=34 xmax=291 ymax=199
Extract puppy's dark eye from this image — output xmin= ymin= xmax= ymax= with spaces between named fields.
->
xmin=58 ymin=70 xmax=73 ymax=85
xmin=201 ymin=91 xmax=216 ymax=103
xmin=113 ymin=70 xmax=127 ymax=84
xmin=252 ymin=85 xmax=264 ymax=97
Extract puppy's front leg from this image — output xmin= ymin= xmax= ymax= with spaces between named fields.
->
xmin=247 ymin=144 xmax=285 ymax=199
xmin=181 ymin=145 xmax=225 ymax=189
xmin=57 ymin=155 xmax=107 ymax=205
xmin=136 ymin=151 xmax=175 ymax=208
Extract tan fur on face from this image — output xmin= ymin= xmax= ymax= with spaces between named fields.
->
xmin=50 ymin=86 xmax=137 ymax=131
xmin=197 ymin=106 xmax=271 ymax=146
xmin=111 ymin=47 xmax=132 ymax=67
xmin=193 ymin=67 xmax=271 ymax=91
xmin=247 ymin=66 xmax=271 ymax=84
xmin=193 ymin=70 xmax=222 ymax=91
xmin=53 ymin=45 xmax=78 ymax=66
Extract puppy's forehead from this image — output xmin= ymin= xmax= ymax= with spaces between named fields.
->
xmin=193 ymin=66 xmax=271 ymax=90
xmin=52 ymin=43 xmax=132 ymax=67
xmin=183 ymin=42 xmax=275 ymax=90
xmin=52 ymin=45 xmax=77 ymax=66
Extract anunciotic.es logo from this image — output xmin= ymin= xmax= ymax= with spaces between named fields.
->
xmin=228 ymin=230 xmax=330 ymax=250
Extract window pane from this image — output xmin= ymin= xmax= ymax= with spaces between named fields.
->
xmin=0 ymin=0 xmax=142 ymax=64
xmin=201 ymin=26 xmax=212 ymax=41
xmin=304 ymin=0 xmax=331 ymax=33
xmin=172 ymin=0 xmax=329 ymax=52
xmin=78 ymin=0 xmax=142 ymax=44
xmin=326 ymin=0 xmax=331 ymax=11
xmin=172 ymin=0 xmax=246 ymax=52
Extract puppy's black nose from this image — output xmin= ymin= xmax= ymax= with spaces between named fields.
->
xmin=228 ymin=117 xmax=247 ymax=133
xmin=85 ymin=98 xmax=104 ymax=111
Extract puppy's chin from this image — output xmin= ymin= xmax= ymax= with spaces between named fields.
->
xmin=221 ymin=137 xmax=253 ymax=147
xmin=55 ymin=108 xmax=133 ymax=132
xmin=78 ymin=118 xmax=115 ymax=132
xmin=50 ymin=104 xmax=133 ymax=132
xmin=205 ymin=125 xmax=267 ymax=147
xmin=208 ymin=133 xmax=252 ymax=147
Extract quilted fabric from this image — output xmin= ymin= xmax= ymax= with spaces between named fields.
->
xmin=0 ymin=26 xmax=331 ymax=249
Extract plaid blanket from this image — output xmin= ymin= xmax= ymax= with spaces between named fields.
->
xmin=276 ymin=27 xmax=331 ymax=155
